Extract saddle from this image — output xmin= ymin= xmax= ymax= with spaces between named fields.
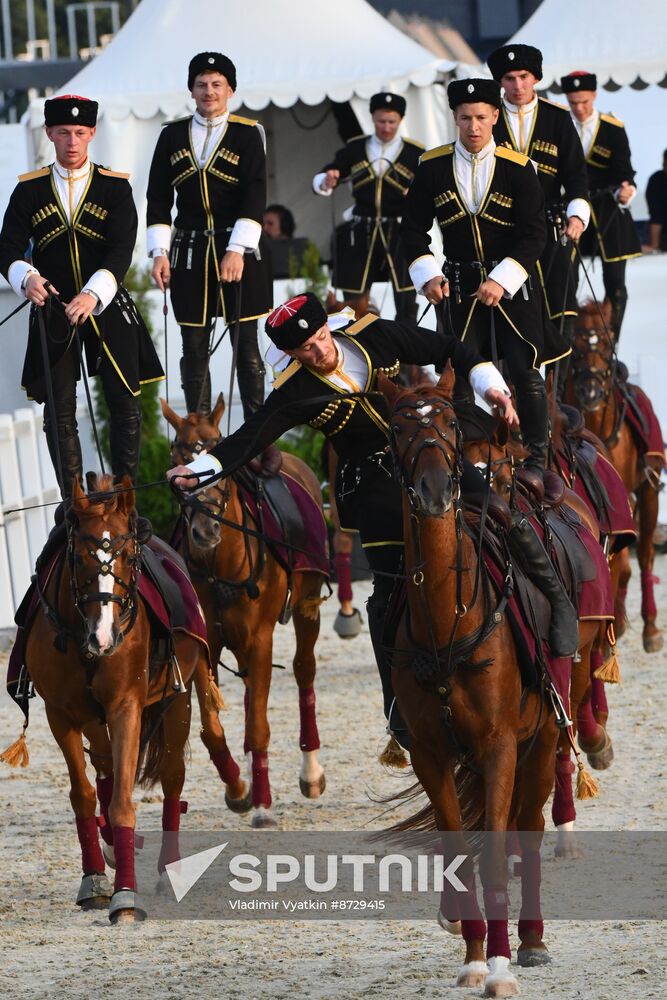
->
xmin=236 ymin=467 xmax=307 ymax=571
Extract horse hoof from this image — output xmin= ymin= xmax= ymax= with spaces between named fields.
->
xmin=251 ymin=807 xmax=278 ymax=829
xmin=643 ymin=632 xmax=663 ymax=653
xmin=456 ymin=961 xmax=488 ymax=987
xmin=555 ymin=842 xmax=583 ymax=860
xmin=437 ymin=910 xmax=462 ymax=935
xmin=517 ymin=947 xmax=552 ymax=967
xmin=225 ymin=787 xmax=253 ymax=814
xmin=76 ymin=872 xmax=113 ymax=909
xmin=333 ymin=608 xmax=362 ymax=639
xmin=484 ymin=958 xmax=520 ymax=998
xmin=586 ymin=730 xmax=615 ymax=771
xmin=299 ymin=772 xmax=326 ymax=799
xmin=108 ymin=890 xmax=146 ymax=924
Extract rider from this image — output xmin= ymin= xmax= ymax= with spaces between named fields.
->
xmin=168 ymin=293 xmax=579 ymax=748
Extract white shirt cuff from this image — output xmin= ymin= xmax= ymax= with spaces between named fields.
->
xmin=469 ymin=361 xmax=511 ymax=400
xmin=146 ymin=223 xmax=172 ymax=256
xmin=185 ymin=451 xmax=223 ymax=491
xmin=312 ymin=172 xmax=333 ymax=196
xmin=82 ymin=270 xmax=117 ymax=314
xmin=227 ymin=218 xmax=261 ymax=252
xmin=616 ymin=185 xmax=636 ymax=209
xmin=567 ymin=197 xmax=590 ymax=230
xmin=226 ymin=243 xmax=245 ymax=255
xmin=488 ymin=257 xmax=528 ymax=299
xmin=8 ymin=260 xmax=39 ymax=298
xmin=409 ymin=255 xmax=443 ymax=294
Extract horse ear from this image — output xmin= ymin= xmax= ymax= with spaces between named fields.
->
xmin=160 ymin=397 xmax=183 ymax=431
xmin=71 ymin=476 xmax=87 ymax=509
xmin=496 ymin=418 xmax=510 ymax=447
xmin=211 ymin=393 xmax=226 ymax=427
xmin=376 ymin=371 xmax=401 ymax=407
xmin=117 ymin=475 xmax=135 ymax=514
xmin=544 ymin=369 xmax=554 ymax=398
xmin=437 ymin=360 xmax=455 ymax=397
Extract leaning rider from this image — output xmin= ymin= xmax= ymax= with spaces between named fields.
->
xmin=167 ymin=293 xmax=578 ymax=748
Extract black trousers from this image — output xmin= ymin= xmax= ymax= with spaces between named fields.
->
xmin=43 ymin=341 xmax=141 ymax=498
xmin=180 ymin=320 xmax=266 ymax=418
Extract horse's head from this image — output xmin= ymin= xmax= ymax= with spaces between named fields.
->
xmin=463 ymin=419 xmax=521 ymax=500
xmin=160 ymin=394 xmax=230 ymax=549
xmin=570 ymin=301 xmax=616 ymax=412
xmin=68 ymin=474 xmax=141 ymax=657
xmin=380 ymin=364 xmax=461 ymax=517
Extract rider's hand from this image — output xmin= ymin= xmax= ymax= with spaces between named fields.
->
xmin=617 ymin=181 xmax=634 ymax=206
xmin=65 ymin=291 xmax=97 ymax=325
xmin=24 ymin=274 xmax=59 ymax=306
xmin=564 ymin=215 xmax=585 ymax=242
xmin=423 ymin=277 xmax=448 ymax=304
xmin=476 ymin=279 xmax=505 ymax=308
xmin=322 ymin=169 xmax=340 ymax=192
xmin=485 ymin=388 xmax=519 ymax=429
xmin=220 ymin=250 xmax=244 ymax=282
xmin=167 ymin=465 xmax=199 ymax=491
xmin=152 ymin=254 xmax=171 ymax=291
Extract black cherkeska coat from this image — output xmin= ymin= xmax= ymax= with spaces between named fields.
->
xmin=0 ymin=163 xmax=163 ymax=403
xmin=322 ymin=134 xmax=424 ymax=293
xmin=146 ymin=114 xmax=272 ymax=326
xmin=400 ymin=142 xmax=567 ymax=367
xmin=578 ymin=113 xmax=642 ymax=263
xmin=493 ymin=97 xmax=589 ymax=319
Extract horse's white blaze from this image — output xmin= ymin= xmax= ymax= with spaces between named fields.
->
xmin=416 ymin=404 xmax=432 ymax=416
xmin=300 ymin=749 xmax=323 ymax=785
xmin=95 ymin=531 xmax=116 ymax=651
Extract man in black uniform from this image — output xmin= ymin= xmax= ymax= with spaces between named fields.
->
xmin=0 ymin=95 xmax=163 ymax=498
xmin=313 ymin=92 xmax=422 ymax=324
xmin=562 ymin=71 xmax=642 ymax=339
xmin=147 ymin=52 xmax=272 ymax=421
xmin=487 ymin=44 xmax=590 ymax=345
xmin=401 ymin=77 xmax=568 ymax=477
xmin=167 ymin=292 xmax=578 ymax=745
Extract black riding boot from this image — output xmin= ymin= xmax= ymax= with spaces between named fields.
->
xmin=508 ymin=513 xmax=579 ymax=657
xmin=513 ymin=369 xmax=549 ymax=475
xmin=43 ymin=418 xmax=83 ymax=500
xmin=180 ymin=326 xmax=211 ymax=415
xmin=109 ymin=397 xmax=142 ymax=484
xmin=609 ymin=287 xmax=628 ymax=342
xmin=367 ymin=584 xmax=411 ymax=750
xmin=237 ymin=362 xmax=266 ymax=419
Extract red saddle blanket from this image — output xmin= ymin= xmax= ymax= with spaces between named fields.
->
xmin=7 ymin=536 xmax=208 ymax=718
xmin=615 ymin=382 xmax=665 ymax=463
xmin=553 ymin=446 xmax=635 ymax=547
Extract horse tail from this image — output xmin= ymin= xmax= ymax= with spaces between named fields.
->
xmin=136 ymin=702 xmax=166 ymax=787
xmin=383 ymin=764 xmax=486 ymax=836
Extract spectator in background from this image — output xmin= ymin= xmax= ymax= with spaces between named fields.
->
xmin=646 ymin=149 xmax=667 ymax=252
xmin=263 ymin=203 xmax=309 ymax=278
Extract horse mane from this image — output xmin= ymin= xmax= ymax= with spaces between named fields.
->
xmin=578 ymin=298 xmax=612 ymax=326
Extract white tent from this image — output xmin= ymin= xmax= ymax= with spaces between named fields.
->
xmin=25 ymin=0 xmax=456 ymax=255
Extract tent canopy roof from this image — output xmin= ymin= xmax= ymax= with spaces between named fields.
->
xmin=37 ymin=0 xmax=452 ymax=123
xmin=510 ymin=0 xmax=667 ymax=89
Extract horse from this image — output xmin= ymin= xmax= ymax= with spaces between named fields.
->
xmin=161 ymin=394 xmax=328 ymax=828
xmin=463 ymin=418 xmax=617 ymax=857
xmin=2 ymin=475 xmax=208 ymax=923
xmin=566 ymin=300 xmax=665 ymax=652
xmin=378 ymin=366 xmax=608 ymax=991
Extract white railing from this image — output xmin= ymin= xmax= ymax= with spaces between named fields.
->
xmin=0 ymin=405 xmax=59 ymax=629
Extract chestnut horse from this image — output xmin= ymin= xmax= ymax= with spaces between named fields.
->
xmin=7 ymin=476 xmax=206 ymax=923
xmin=379 ymin=367 xmax=573 ymax=993
xmin=566 ymin=301 xmax=664 ymax=652
xmin=161 ymin=395 xmax=328 ymax=828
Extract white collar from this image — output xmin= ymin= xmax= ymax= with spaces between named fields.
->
xmin=455 ymin=138 xmax=495 ymax=162
xmin=503 ymin=95 xmax=538 ymax=115
xmin=573 ymin=110 xmax=599 ymax=127
xmin=52 ymin=159 xmax=91 ymax=180
xmin=265 ymin=308 xmax=355 ymax=375
xmin=193 ymin=109 xmax=229 ymax=128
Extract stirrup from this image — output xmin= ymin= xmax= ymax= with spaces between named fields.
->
xmin=546 ymin=681 xmax=573 ymax=729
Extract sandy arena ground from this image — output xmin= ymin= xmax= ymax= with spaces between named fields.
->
xmin=1 ymin=550 xmax=665 ymax=1000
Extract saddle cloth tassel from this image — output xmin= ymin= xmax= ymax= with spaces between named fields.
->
xmin=0 ymin=721 xmax=30 ymax=768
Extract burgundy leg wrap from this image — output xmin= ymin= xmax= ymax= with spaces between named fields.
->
xmin=591 ymin=677 xmax=609 ymax=718
xmin=96 ymin=775 xmax=114 ymax=846
xmin=299 ymin=686 xmax=321 ymax=752
xmin=483 ymin=887 xmax=511 ymax=960
xmin=251 ymin=750 xmax=272 ymax=809
xmin=641 ymin=570 xmax=658 ymax=620
xmin=335 ymin=551 xmax=353 ymax=603
xmin=552 ymin=751 xmax=576 ymax=826
xmin=112 ymin=826 xmax=136 ymax=892
xmin=460 ymin=872 xmax=486 ymax=940
xmin=518 ymin=849 xmax=543 ymax=941
xmin=210 ymin=747 xmax=241 ymax=786
xmin=75 ymin=816 xmax=105 ymax=874
xmin=577 ymin=698 xmax=601 ymax=745
xmin=243 ymin=688 xmax=250 ymax=756
xmin=158 ymin=799 xmax=187 ymax=872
